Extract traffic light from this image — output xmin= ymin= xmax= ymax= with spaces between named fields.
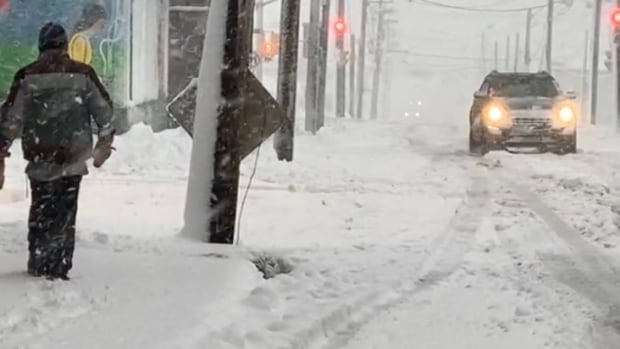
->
xmin=333 ymin=17 xmax=348 ymax=37
xmin=611 ymin=8 xmax=620 ymax=28
xmin=0 ymin=0 xmax=10 ymax=12
xmin=258 ymin=32 xmax=280 ymax=61
xmin=260 ymin=40 xmax=277 ymax=60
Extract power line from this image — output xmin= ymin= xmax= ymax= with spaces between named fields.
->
xmin=475 ymin=0 xmax=522 ymax=7
xmin=390 ymin=49 xmax=501 ymax=62
xmin=414 ymin=0 xmax=560 ymax=13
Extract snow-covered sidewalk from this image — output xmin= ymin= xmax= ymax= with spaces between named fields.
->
xmin=3 ymin=118 xmax=620 ymax=348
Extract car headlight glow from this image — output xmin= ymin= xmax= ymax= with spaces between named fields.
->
xmin=558 ymin=106 xmax=574 ymax=122
xmin=553 ymin=102 xmax=578 ymax=127
xmin=483 ymin=103 xmax=510 ymax=127
xmin=488 ymin=106 xmax=503 ymax=122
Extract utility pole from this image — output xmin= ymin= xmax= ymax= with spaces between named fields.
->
xmin=615 ymin=1 xmax=620 ymax=130
xmin=356 ymin=0 xmax=369 ymax=119
xmin=546 ymin=0 xmax=554 ymax=72
xmin=183 ymin=0 xmax=247 ymax=243
xmin=514 ymin=32 xmax=520 ymax=72
xmin=336 ymin=0 xmax=346 ymax=118
xmin=207 ymin=0 xmax=246 ymax=243
xmin=316 ymin=0 xmax=331 ymax=128
xmin=481 ymin=33 xmax=487 ymax=74
xmin=180 ymin=0 xmax=288 ymax=243
xmin=349 ymin=34 xmax=356 ymax=117
xmin=494 ymin=40 xmax=498 ymax=70
xmin=370 ymin=1 xmax=386 ymax=120
xmin=305 ymin=0 xmax=320 ymax=133
xmin=524 ymin=9 xmax=533 ymax=71
xmin=274 ymin=0 xmax=301 ymax=161
xmin=581 ymin=31 xmax=589 ymax=125
xmin=591 ymin=0 xmax=602 ymax=125
xmin=382 ymin=19 xmax=395 ymax=120
xmin=505 ymin=35 xmax=510 ymax=71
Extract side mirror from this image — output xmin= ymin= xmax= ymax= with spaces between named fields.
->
xmin=565 ymin=91 xmax=577 ymax=100
xmin=474 ymin=91 xmax=487 ymax=98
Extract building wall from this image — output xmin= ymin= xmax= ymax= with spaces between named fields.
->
xmin=129 ymin=0 xmax=163 ymax=105
xmin=0 ymin=0 xmax=130 ymax=106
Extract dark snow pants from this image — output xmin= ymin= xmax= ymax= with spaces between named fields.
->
xmin=27 ymin=176 xmax=82 ymax=277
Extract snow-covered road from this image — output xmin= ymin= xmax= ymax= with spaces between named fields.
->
xmin=2 ymin=114 xmax=620 ymax=348
xmin=325 ymin=121 xmax=620 ymax=349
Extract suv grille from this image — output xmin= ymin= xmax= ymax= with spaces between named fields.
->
xmin=513 ymin=117 xmax=551 ymax=127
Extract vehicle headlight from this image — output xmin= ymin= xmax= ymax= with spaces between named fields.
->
xmin=488 ymin=106 xmax=503 ymax=122
xmin=558 ymin=106 xmax=574 ymax=122
xmin=482 ymin=103 xmax=510 ymax=127
xmin=553 ymin=102 xmax=578 ymax=127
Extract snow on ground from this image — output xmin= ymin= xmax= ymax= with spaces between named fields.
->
xmin=3 ymin=67 xmax=620 ymax=349
xmin=3 ymin=1 xmax=620 ymax=348
xmin=4 ymin=106 xmax=620 ymax=348
xmin=0 ymin=112 xmax=466 ymax=348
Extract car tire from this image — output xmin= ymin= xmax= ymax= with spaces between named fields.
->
xmin=556 ymin=133 xmax=577 ymax=155
xmin=469 ymin=129 xmax=488 ymax=156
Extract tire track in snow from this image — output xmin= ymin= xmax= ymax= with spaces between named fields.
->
xmin=279 ymin=175 xmax=490 ymax=349
xmin=500 ymin=178 xmax=620 ymax=348
xmin=409 ymin=135 xmax=619 ymax=347
xmin=491 ymin=185 xmax=599 ymax=348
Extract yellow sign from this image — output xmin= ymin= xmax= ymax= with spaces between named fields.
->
xmin=68 ymin=33 xmax=93 ymax=65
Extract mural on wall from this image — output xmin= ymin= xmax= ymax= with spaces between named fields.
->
xmin=0 ymin=0 xmax=128 ymax=105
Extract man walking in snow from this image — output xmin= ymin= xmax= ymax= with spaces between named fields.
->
xmin=0 ymin=22 xmax=115 ymax=280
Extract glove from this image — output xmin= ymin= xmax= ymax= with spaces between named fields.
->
xmin=93 ymin=137 xmax=115 ymax=168
xmin=0 ymin=151 xmax=8 ymax=191
xmin=0 ymin=157 xmax=5 ymax=190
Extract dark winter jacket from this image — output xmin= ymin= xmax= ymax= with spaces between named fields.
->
xmin=0 ymin=23 xmax=113 ymax=181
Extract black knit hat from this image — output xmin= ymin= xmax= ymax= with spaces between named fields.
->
xmin=38 ymin=22 xmax=68 ymax=52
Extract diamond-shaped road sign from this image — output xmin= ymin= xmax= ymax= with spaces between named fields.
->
xmin=166 ymin=73 xmax=286 ymax=160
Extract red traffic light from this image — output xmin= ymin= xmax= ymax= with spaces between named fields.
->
xmin=333 ymin=18 xmax=348 ymax=36
xmin=0 ymin=0 xmax=10 ymax=12
xmin=260 ymin=41 xmax=276 ymax=58
xmin=611 ymin=8 xmax=620 ymax=27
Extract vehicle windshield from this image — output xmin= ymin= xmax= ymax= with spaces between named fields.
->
xmin=490 ymin=77 xmax=559 ymax=98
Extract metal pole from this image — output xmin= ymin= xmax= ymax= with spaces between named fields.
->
xmin=581 ymin=31 xmax=589 ymax=125
xmin=546 ymin=0 xmax=554 ymax=72
xmin=505 ymin=35 xmax=510 ymax=71
xmin=616 ymin=0 xmax=620 ymax=130
xmin=316 ymin=0 xmax=331 ymax=128
xmin=370 ymin=1 xmax=386 ymax=120
xmin=514 ymin=32 xmax=520 ymax=72
xmin=356 ymin=0 xmax=369 ymax=119
xmin=591 ymin=0 xmax=602 ymax=125
xmin=494 ymin=41 xmax=498 ymax=70
xmin=305 ymin=0 xmax=320 ymax=133
xmin=349 ymin=34 xmax=356 ymax=117
xmin=524 ymin=9 xmax=532 ymax=71
xmin=481 ymin=32 xmax=487 ymax=74
xmin=382 ymin=20 xmax=393 ymax=120
xmin=336 ymin=0 xmax=346 ymax=118
xmin=274 ymin=0 xmax=301 ymax=161
xmin=256 ymin=0 xmax=264 ymax=80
